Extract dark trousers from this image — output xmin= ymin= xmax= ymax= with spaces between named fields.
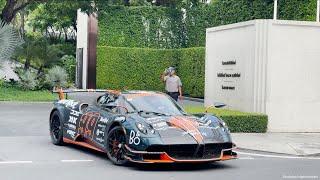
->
xmin=167 ymin=92 xmax=179 ymax=101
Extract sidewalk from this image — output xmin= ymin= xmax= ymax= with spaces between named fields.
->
xmin=232 ymin=133 xmax=320 ymax=156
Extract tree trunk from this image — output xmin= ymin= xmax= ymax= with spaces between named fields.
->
xmin=1 ymin=0 xmax=16 ymax=23
xmin=24 ymin=58 xmax=30 ymax=70
xmin=37 ymin=65 xmax=43 ymax=76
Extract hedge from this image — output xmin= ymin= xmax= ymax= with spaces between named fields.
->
xmin=97 ymin=46 xmax=205 ymax=97
xmin=184 ymin=106 xmax=268 ymax=133
xmin=97 ymin=46 xmax=177 ymax=91
xmin=98 ymin=1 xmax=316 ymax=48
xmin=98 ymin=6 xmax=183 ymax=48
xmin=177 ymin=48 xmax=205 ymax=98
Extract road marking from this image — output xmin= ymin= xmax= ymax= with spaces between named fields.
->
xmin=238 ymin=157 xmax=255 ymax=160
xmin=0 ymin=161 xmax=33 ymax=164
xmin=236 ymin=151 xmax=320 ymax=160
xmin=61 ymin=159 xmax=94 ymax=163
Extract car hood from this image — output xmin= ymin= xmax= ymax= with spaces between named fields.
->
xmin=138 ymin=115 xmax=232 ymax=145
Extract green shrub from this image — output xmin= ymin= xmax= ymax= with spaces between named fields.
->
xmin=177 ymin=48 xmax=205 ymax=98
xmin=184 ymin=105 xmax=268 ymax=133
xmin=19 ymin=70 xmax=38 ymax=90
xmin=98 ymin=5 xmax=183 ymax=48
xmin=45 ymin=66 xmax=68 ymax=88
xmin=97 ymin=46 xmax=205 ymax=96
xmin=60 ymin=55 xmax=76 ymax=83
xmin=51 ymin=43 xmax=76 ymax=57
xmin=97 ymin=46 xmax=176 ymax=90
xmin=98 ymin=2 xmax=315 ymax=48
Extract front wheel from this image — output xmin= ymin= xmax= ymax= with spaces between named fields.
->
xmin=49 ymin=111 xmax=64 ymax=145
xmin=106 ymin=126 xmax=128 ymax=165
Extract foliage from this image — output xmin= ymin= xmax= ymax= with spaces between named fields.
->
xmin=14 ymin=35 xmax=62 ymax=73
xmin=184 ymin=105 xmax=268 ymax=133
xmin=0 ymin=77 xmax=4 ymax=86
xmin=97 ymin=46 xmax=205 ymax=96
xmin=278 ymin=0 xmax=316 ymax=21
xmin=27 ymin=2 xmax=79 ymax=42
xmin=98 ymin=1 xmax=317 ymax=48
xmin=45 ymin=66 xmax=68 ymax=88
xmin=0 ymin=19 xmax=22 ymax=64
xmin=1 ymin=0 xmax=98 ymax=23
xmin=176 ymin=48 xmax=205 ymax=97
xmin=60 ymin=55 xmax=76 ymax=83
xmin=97 ymin=46 xmax=176 ymax=91
xmin=98 ymin=5 xmax=184 ymax=48
xmin=18 ymin=70 xmax=38 ymax=90
xmin=0 ymin=86 xmax=55 ymax=101
xmin=51 ymin=43 xmax=75 ymax=57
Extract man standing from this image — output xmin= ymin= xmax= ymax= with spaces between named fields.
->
xmin=161 ymin=67 xmax=182 ymax=101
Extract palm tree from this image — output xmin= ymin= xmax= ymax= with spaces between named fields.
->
xmin=0 ymin=19 xmax=22 ymax=68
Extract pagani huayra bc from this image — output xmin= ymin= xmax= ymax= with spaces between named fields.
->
xmin=49 ymin=89 xmax=237 ymax=165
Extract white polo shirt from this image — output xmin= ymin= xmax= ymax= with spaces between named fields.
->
xmin=164 ymin=75 xmax=182 ymax=93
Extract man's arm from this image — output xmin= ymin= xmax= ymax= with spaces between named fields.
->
xmin=178 ymin=77 xmax=183 ymax=99
xmin=161 ymin=72 xmax=168 ymax=82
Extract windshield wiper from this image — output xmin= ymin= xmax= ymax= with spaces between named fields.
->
xmin=137 ymin=110 xmax=170 ymax=116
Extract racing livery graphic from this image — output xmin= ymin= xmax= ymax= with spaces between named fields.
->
xmin=49 ymin=89 xmax=237 ymax=165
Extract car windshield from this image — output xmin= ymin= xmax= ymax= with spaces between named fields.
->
xmin=124 ymin=93 xmax=185 ymax=116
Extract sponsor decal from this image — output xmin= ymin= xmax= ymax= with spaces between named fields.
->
xmin=78 ymin=112 xmax=100 ymax=139
xmin=96 ymin=129 xmax=105 ymax=136
xmin=97 ymin=124 xmax=106 ymax=128
xmin=99 ymin=117 xmax=108 ymax=124
xmin=67 ymin=123 xmax=76 ymax=130
xmin=59 ymin=100 xmax=78 ymax=109
xmin=67 ymin=130 xmax=76 ymax=138
xmin=68 ymin=116 xmax=77 ymax=124
xmin=201 ymin=132 xmax=208 ymax=137
xmin=96 ymin=137 xmax=104 ymax=143
xmin=129 ymin=130 xmax=141 ymax=145
xmin=114 ymin=116 xmax=125 ymax=122
xmin=152 ymin=121 xmax=168 ymax=130
xmin=70 ymin=109 xmax=80 ymax=117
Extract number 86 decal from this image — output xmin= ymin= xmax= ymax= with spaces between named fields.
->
xmin=129 ymin=130 xmax=141 ymax=145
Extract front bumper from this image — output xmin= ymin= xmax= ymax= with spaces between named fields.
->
xmin=123 ymin=143 xmax=238 ymax=163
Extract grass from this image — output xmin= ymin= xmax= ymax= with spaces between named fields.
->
xmin=183 ymin=105 xmax=261 ymax=116
xmin=0 ymin=86 xmax=56 ymax=102
xmin=183 ymin=105 xmax=268 ymax=133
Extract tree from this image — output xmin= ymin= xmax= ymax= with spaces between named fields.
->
xmin=0 ymin=19 xmax=22 ymax=66
xmin=14 ymin=35 xmax=38 ymax=70
xmin=1 ymin=0 xmax=35 ymax=23
xmin=33 ymin=38 xmax=61 ymax=75
xmin=1 ymin=0 xmax=97 ymax=23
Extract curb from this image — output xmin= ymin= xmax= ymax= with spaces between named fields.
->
xmin=236 ymin=147 xmax=320 ymax=157
xmin=183 ymin=96 xmax=204 ymax=103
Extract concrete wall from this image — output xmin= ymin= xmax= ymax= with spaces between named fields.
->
xmin=205 ymin=19 xmax=320 ymax=132
xmin=76 ymin=9 xmax=88 ymax=89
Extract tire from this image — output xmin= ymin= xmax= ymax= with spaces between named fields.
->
xmin=49 ymin=111 xmax=64 ymax=145
xmin=106 ymin=126 xmax=128 ymax=165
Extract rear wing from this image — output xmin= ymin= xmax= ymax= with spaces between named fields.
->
xmin=52 ymin=89 xmax=120 ymax=100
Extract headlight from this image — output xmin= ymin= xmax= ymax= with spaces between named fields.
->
xmin=136 ymin=122 xmax=155 ymax=134
xmin=136 ymin=122 xmax=148 ymax=134
xmin=218 ymin=119 xmax=229 ymax=132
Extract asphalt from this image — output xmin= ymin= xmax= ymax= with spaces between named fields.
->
xmin=0 ymin=102 xmax=319 ymax=180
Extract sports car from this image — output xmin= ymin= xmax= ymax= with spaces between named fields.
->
xmin=49 ymin=89 xmax=237 ymax=165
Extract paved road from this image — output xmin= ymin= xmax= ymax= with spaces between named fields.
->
xmin=0 ymin=102 xmax=319 ymax=180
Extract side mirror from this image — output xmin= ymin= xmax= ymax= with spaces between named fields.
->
xmin=205 ymin=102 xmax=226 ymax=113
xmin=214 ymin=102 xmax=226 ymax=108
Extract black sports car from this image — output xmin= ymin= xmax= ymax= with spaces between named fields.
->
xmin=49 ymin=89 xmax=237 ymax=165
